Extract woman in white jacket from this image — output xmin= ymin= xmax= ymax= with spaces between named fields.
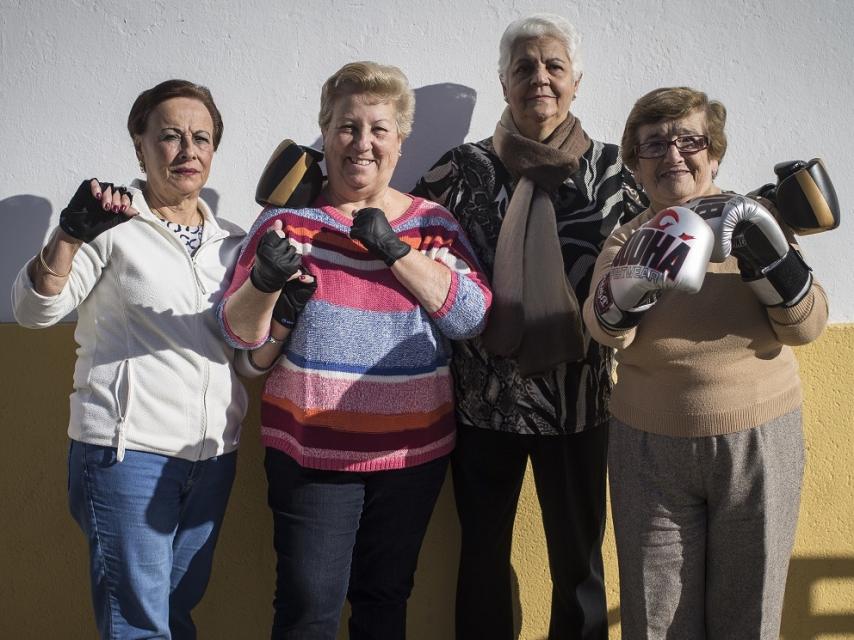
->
xmin=11 ymin=79 xmax=247 ymax=639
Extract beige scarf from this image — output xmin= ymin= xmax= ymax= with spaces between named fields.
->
xmin=481 ymin=108 xmax=591 ymax=377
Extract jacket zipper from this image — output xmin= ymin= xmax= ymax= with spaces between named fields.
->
xmin=144 ymin=217 xmax=229 ymax=461
xmin=114 ymin=359 xmax=135 ymax=462
xmin=190 ymin=233 xmax=227 ymax=459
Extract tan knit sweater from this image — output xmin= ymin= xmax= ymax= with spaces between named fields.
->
xmin=582 ymin=208 xmax=829 ymax=438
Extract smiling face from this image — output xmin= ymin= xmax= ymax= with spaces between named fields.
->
xmin=634 ymin=109 xmax=720 ymax=211
xmin=134 ymin=97 xmax=214 ymax=206
xmin=502 ymin=36 xmax=580 ymax=141
xmin=322 ymin=92 xmax=402 ymax=202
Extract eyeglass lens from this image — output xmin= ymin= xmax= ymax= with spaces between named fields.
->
xmin=637 ymin=135 xmax=708 ymax=158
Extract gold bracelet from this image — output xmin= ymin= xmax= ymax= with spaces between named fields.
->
xmin=38 ymin=245 xmax=72 ymax=278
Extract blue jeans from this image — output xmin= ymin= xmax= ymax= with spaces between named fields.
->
xmin=68 ymin=441 xmax=236 ymax=639
xmin=264 ymin=448 xmax=449 ymax=640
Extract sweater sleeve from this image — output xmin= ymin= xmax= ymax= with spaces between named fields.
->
xmin=11 ymin=231 xmax=109 ymax=328
xmin=217 ymin=207 xmax=286 ymax=350
xmin=765 ymin=276 xmax=829 ymax=346
xmin=418 ymin=203 xmax=492 ymax=341
xmin=761 ymin=223 xmax=829 ymax=346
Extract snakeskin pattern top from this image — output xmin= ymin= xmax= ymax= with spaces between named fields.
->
xmin=413 ymin=136 xmax=646 ymax=435
xmin=158 ymin=219 xmax=204 ymax=255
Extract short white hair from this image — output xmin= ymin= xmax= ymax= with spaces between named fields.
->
xmin=498 ymin=13 xmax=583 ymax=84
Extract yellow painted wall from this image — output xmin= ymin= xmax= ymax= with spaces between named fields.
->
xmin=1 ymin=323 xmax=852 ymax=639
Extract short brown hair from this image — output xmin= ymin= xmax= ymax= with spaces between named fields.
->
xmin=127 ymin=79 xmax=224 ymax=150
xmin=318 ymin=61 xmax=415 ymax=140
xmin=621 ymin=86 xmax=727 ymax=171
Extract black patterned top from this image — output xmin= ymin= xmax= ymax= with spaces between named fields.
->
xmin=158 ymin=219 xmax=204 ymax=256
xmin=413 ymin=136 xmax=646 ymax=435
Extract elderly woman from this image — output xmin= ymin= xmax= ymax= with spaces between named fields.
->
xmin=11 ymin=79 xmax=247 ymax=638
xmin=582 ymin=86 xmax=828 ymax=639
xmin=414 ymin=13 xmax=645 ymax=640
xmin=219 ymin=61 xmax=491 ymax=639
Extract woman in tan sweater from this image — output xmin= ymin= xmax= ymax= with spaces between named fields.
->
xmin=582 ymin=87 xmax=828 ymax=639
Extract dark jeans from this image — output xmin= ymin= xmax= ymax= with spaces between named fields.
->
xmin=452 ymin=424 xmax=609 ymax=640
xmin=264 ymin=448 xmax=448 ymax=640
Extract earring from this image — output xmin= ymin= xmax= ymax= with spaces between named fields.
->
xmin=712 ymin=169 xmax=718 ymax=180
xmin=138 ymin=159 xmax=146 ymax=173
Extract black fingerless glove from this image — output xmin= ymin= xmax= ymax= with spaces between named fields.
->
xmin=271 ymin=273 xmax=318 ymax=327
xmin=250 ymin=232 xmax=302 ymax=293
xmin=349 ymin=207 xmax=410 ymax=266
xmin=59 ymin=180 xmax=132 ymax=243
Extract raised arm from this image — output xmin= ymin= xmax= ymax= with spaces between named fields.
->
xmin=349 ymin=205 xmax=491 ymax=340
xmin=13 ymin=180 xmax=136 ymax=327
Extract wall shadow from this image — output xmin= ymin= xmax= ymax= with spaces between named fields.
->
xmin=0 ymin=194 xmax=53 ymax=322
xmin=781 ymin=556 xmax=854 ymax=639
xmin=395 ymin=83 xmax=476 ymax=192
xmin=200 ymin=187 xmax=220 ymax=216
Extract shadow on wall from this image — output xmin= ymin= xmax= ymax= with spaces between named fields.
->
xmin=0 ymin=194 xmax=52 ymax=299
xmin=396 ymin=83 xmax=476 ymax=192
xmin=200 ymin=187 xmax=220 ymax=216
xmin=781 ymin=556 xmax=854 ymax=639
xmin=308 ymin=83 xmax=477 ymax=195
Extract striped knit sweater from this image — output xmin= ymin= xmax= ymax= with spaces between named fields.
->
xmin=220 ymin=196 xmax=492 ymax=471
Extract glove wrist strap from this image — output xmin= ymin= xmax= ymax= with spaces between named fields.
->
xmin=745 ymin=248 xmax=812 ymax=307
xmin=593 ymin=275 xmax=646 ymax=331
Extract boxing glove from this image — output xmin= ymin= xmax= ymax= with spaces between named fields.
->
xmin=256 ymin=139 xmax=324 ymax=208
xmin=749 ymin=158 xmax=840 ymax=235
xmin=593 ymin=206 xmax=713 ymax=330
xmin=250 ymin=231 xmax=303 ymax=293
xmin=271 ymin=273 xmax=317 ymax=327
xmin=60 ymin=180 xmax=133 ymax=243
xmin=691 ymin=194 xmax=812 ymax=307
xmin=350 ymin=208 xmax=411 ymax=266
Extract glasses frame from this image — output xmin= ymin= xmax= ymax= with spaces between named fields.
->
xmin=635 ymin=134 xmax=710 ymax=159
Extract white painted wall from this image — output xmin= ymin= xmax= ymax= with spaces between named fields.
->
xmin=2 ymin=0 xmax=851 ymax=321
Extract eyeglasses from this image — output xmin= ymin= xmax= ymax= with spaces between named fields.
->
xmin=636 ymin=135 xmax=709 ymax=159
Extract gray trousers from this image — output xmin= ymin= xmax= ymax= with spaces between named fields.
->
xmin=608 ymin=410 xmax=804 ymax=640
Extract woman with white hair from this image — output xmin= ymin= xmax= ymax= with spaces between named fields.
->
xmin=415 ymin=14 xmax=645 ymax=639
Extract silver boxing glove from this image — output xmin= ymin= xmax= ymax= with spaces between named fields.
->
xmin=594 ymin=206 xmax=713 ymax=330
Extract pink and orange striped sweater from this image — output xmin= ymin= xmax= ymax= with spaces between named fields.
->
xmin=220 ymin=196 xmax=492 ymax=471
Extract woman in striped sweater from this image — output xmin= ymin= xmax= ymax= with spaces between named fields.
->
xmin=219 ymin=61 xmax=491 ymax=640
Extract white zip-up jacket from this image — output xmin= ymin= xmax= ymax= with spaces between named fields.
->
xmin=12 ymin=184 xmax=248 ymax=462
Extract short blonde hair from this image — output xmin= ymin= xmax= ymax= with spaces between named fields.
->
xmin=318 ymin=61 xmax=415 ymax=139
xmin=622 ymin=86 xmax=727 ymax=171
